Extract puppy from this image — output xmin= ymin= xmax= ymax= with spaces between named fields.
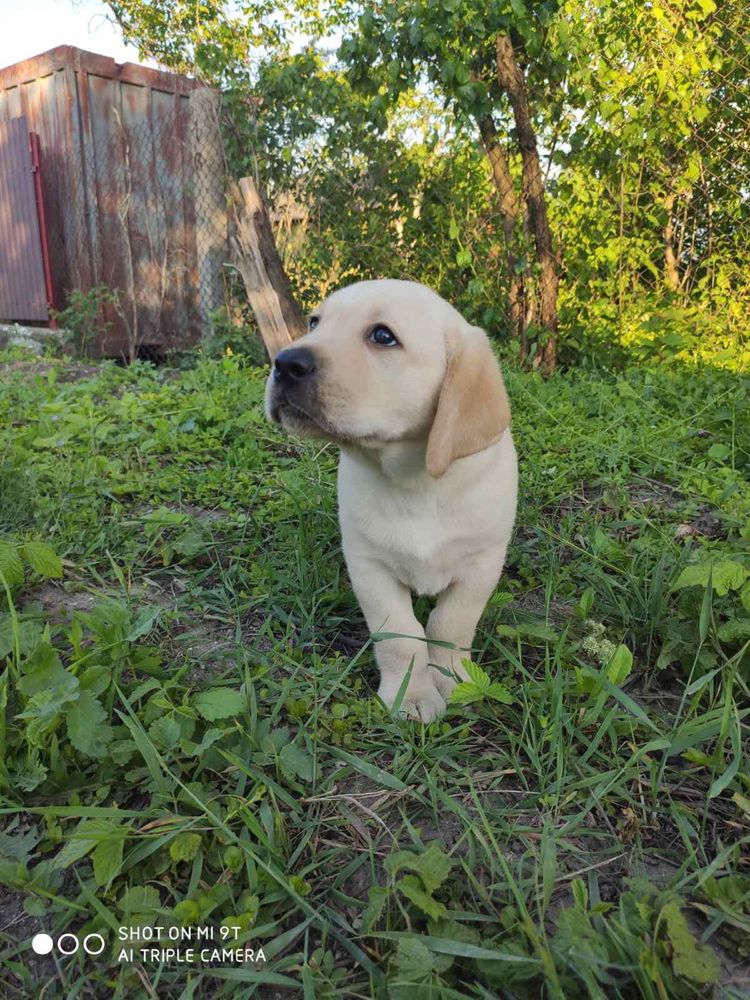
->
xmin=265 ymin=279 xmax=517 ymax=722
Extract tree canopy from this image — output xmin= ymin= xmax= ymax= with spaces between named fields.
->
xmin=106 ymin=0 xmax=750 ymax=371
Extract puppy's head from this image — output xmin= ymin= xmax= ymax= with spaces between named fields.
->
xmin=265 ymin=279 xmax=510 ymax=476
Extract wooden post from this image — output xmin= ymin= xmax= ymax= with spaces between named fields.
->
xmin=229 ymin=174 xmax=306 ymax=359
xmin=189 ymin=87 xmax=228 ymax=335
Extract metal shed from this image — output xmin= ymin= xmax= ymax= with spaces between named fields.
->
xmin=0 ymin=46 xmax=227 ymax=357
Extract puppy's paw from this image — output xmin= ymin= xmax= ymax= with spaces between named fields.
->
xmin=378 ymin=678 xmax=446 ymax=724
xmin=430 ymin=665 xmax=458 ymax=702
xmin=430 ymin=660 xmax=469 ymax=702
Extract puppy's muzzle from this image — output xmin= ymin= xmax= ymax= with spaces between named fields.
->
xmin=273 ymin=347 xmax=317 ymax=384
xmin=269 ymin=346 xmax=327 ymax=430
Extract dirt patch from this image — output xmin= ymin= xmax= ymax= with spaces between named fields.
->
xmin=22 ymin=584 xmax=97 ymax=618
xmin=163 ymin=605 xmax=275 ymax=682
xmin=505 ymin=589 xmax=573 ymax=624
xmin=541 ymin=477 xmax=685 ymax=522
xmin=0 ymin=885 xmax=57 ymax=987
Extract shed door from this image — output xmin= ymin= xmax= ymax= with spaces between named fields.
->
xmin=0 ymin=116 xmax=48 ymax=322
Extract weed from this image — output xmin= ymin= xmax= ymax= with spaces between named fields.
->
xmin=0 ymin=349 xmax=748 ymax=996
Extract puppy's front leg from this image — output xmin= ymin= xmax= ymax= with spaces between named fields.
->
xmin=426 ymin=555 xmax=506 ymax=701
xmin=345 ymin=555 xmax=445 ymax=723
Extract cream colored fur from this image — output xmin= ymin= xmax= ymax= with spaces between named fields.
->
xmin=265 ymin=279 xmax=518 ymax=722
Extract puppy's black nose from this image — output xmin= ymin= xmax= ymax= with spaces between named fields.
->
xmin=274 ymin=347 xmax=317 ymax=383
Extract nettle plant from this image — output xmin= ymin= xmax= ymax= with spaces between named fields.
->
xmin=663 ymin=558 xmax=750 ymax=678
xmin=0 ymin=595 xmax=164 ymax=793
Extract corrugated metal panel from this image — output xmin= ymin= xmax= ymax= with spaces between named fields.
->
xmin=0 ymin=47 xmax=210 ymax=356
xmin=0 ymin=116 xmax=48 ymax=322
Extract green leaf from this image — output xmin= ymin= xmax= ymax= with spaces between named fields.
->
xmin=674 ymin=561 xmax=749 ymax=597
xmin=717 ymin=618 xmax=750 ymax=643
xmin=463 ymin=659 xmax=490 ymax=687
xmin=361 ymin=885 xmax=388 ymax=933
xmin=93 ymin=835 xmax=124 ymax=887
xmin=0 ymin=543 xmax=24 ymax=588
xmin=193 ymin=688 xmax=245 ymax=721
xmin=449 ymin=681 xmax=485 ymax=706
xmin=181 ymin=727 xmax=225 ymax=756
xmin=427 ymin=918 xmax=480 ymax=947
xmin=142 ymin=507 xmax=190 ymax=525
xmin=709 ymin=706 xmax=741 ymax=799
xmin=392 ymin=937 xmax=434 ymax=983
xmin=125 ymin=605 xmax=162 ymax=641
xmin=606 ymin=644 xmax=633 ymax=685
xmin=279 ymin=742 xmax=314 ymax=783
xmin=79 ymin=664 xmax=112 ymax=697
xmin=578 ymin=587 xmax=595 ymax=618
xmin=170 ymin=832 xmax=202 ymax=863
xmin=120 ymin=884 xmax=161 ymax=915
xmin=18 ymin=645 xmax=79 ymax=702
xmin=327 ymin=745 xmax=407 ymax=791
xmin=385 ymin=844 xmax=453 ymax=892
xmin=486 ymin=682 xmax=514 ymax=704
xmin=661 ymin=900 xmax=720 ymax=984
xmin=23 ymin=897 xmax=47 ymax=917
xmin=148 ymin=714 xmax=182 ymax=750
xmin=0 ymin=615 xmax=43 ymax=659
xmin=496 ymin=620 xmax=558 ymax=642
xmin=53 ymin=819 xmax=117 ymax=870
xmin=397 ymin=875 xmax=447 ymax=920
xmin=289 ymin=875 xmax=311 ymax=896
xmin=699 ymin=568 xmax=713 ymax=642
xmin=0 ymin=825 xmax=38 ymax=862
xmin=173 ymin=899 xmax=200 ymax=924
xmin=65 ymin=691 xmax=112 ymax=758
xmin=22 ymin=541 xmax=62 ymax=579
xmin=449 ymin=659 xmax=513 ymax=706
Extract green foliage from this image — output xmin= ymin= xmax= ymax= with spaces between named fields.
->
xmin=0 ymin=540 xmax=61 ymax=592
xmin=51 ymin=286 xmax=120 ymax=358
xmin=2 ymin=302 xmax=749 ymax=993
xmin=448 ymin=658 xmax=514 ymax=706
xmin=199 ymin=307 xmax=269 ymax=365
xmin=102 ymin=0 xmax=748 ymax=367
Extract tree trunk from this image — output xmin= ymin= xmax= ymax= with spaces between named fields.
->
xmin=495 ymin=34 xmax=559 ymax=375
xmin=663 ymin=191 xmax=680 ymax=291
xmin=477 ymin=114 xmax=525 ymax=340
xmin=229 ymin=175 xmax=306 ymax=359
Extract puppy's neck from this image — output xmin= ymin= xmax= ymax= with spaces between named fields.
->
xmin=341 ymin=440 xmax=430 ymax=486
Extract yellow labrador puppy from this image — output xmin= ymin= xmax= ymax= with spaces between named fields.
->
xmin=265 ymin=279 xmax=517 ymax=722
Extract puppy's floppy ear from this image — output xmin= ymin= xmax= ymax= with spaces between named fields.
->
xmin=425 ymin=324 xmax=511 ymax=478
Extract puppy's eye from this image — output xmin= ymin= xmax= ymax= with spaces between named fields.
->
xmin=308 ymin=316 xmax=319 ymax=330
xmin=368 ymin=325 xmax=399 ymax=347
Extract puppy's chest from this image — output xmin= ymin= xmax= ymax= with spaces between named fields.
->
xmin=347 ymin=496 xmax=468 ymax=594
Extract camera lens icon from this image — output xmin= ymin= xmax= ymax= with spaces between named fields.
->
xmin=31 ymin=932 xmax=106 ymax=956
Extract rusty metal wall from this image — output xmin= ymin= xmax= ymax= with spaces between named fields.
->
xmin=0 ymin=47 xmax=219 ymax=356
xmin=0 ymin=116 xmax=49 ymax=322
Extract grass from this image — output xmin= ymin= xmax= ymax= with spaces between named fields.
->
xmin=0 ymin=347 xmax=749 ymax=998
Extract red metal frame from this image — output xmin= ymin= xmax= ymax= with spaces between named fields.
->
xmin=28 ymin=130 xmax=57 ymax=325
